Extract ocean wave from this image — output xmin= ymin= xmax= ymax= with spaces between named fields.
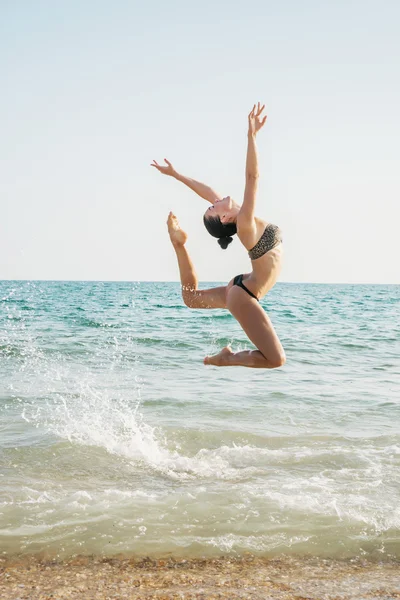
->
xmin=1 ymin=280 xmax=400 ymax=560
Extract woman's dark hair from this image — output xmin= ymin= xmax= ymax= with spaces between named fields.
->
xmin=203 ymin=215 xmax=237 ymax=250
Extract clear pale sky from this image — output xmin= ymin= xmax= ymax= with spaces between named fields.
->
xmin=1 ymin=0 xmax=399 ymax=283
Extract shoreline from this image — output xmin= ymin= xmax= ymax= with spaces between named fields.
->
xmin=1 ymin=554 xmax=399 ymax=599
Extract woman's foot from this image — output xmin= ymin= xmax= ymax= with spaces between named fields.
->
xmin=167 ymin=212 xmax=188 ymax=247
xmin=204 ymin=346 xmax=234 ymax=366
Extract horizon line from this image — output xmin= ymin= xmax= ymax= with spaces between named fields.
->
xmin=0 ymin=279 xmax=398 ymax=286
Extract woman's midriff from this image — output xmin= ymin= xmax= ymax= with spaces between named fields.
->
xmin=243 ymin=243 xmax=283 ymax=299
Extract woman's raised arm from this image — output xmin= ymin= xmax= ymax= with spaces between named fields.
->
xmin=237 ymin=103 xmax=267 ymax=230
xmin=151 ymin=158 xmax=222 ymax=204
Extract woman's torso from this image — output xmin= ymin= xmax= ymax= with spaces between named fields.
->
xmin=237 ymin=217 xmax=283 ymax=299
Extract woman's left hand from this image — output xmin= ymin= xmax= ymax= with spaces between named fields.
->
xmin=248 ymin=103 xmax=267 ymax=136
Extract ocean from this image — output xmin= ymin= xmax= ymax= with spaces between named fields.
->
xmin=1 ymin=280 xmax=399 ymax=562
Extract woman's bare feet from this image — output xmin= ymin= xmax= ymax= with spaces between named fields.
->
xmin=167 ymin=212 xmax=188 ymax=247
xmin=204 ymin=346 xmax=234 ymax=366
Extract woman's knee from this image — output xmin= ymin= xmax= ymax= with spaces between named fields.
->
xmin=182 ymin=288 xmax=197 ymax=308
xmin=267 ymin=351 xmax=286 ymax=369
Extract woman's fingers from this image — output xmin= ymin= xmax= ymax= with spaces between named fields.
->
xmin=249 ymin=103 xmax=266 ymax=118
xmin=256 ymin=103 xmax=265 ymax=116
xmin=164 ymin=158 xmax=172 ymax=166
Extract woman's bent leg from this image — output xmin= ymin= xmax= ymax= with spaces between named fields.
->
xmin=204 ymin=286 xmax=286 ymax=368
xmin=168 ymin=212 xmax=227 ymax=309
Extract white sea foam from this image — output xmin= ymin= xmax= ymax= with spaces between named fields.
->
xmin=19 ymin=365 xmax=400 ymax=537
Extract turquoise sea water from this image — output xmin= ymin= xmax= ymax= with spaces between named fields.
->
xmin=0 ymin=280 xmax=399 ymax=560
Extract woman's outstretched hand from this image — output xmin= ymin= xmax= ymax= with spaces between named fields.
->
xmin=151 ymin=158 xmax=176 ymax=177
xmin=248 ymin=103 xmax=267 ymax=136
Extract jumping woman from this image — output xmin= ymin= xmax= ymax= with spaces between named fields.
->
xmin=151 ymin=103 xmax=286 ymax=369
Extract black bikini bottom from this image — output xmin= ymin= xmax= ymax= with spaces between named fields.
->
xmin=233 ymin=274 xmax=259 ymax=302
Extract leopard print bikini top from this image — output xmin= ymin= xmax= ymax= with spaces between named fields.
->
xmin=248 ymin=223 xmax=282 ymax=261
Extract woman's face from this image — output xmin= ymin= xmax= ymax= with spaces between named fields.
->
xmin=204 ymin=196 xmax=233 ymax=223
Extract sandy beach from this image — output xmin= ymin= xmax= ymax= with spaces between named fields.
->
xmin=1 ymin=554 xmax=399 ymax=600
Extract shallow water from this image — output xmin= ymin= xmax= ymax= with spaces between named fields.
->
xmin=1 ymin=280 xmax=399 ymax=560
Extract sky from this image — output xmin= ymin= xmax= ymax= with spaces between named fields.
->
xmin=1 ymin=0 xmax=399 ymax=284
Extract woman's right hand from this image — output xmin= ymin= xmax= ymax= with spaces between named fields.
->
xmin=151 ymin=158 xmax=176 ymax=177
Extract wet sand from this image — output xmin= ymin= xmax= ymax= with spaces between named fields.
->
xmin=0 ymin=554 xmax=399 ymax=599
